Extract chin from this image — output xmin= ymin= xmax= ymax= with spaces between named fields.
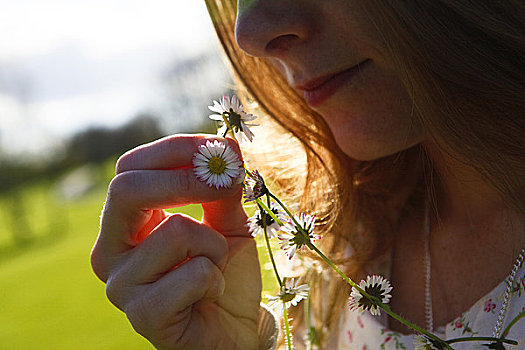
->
xmin=334 ymin=135 xmax=424 ymax=162
xmin=340 ymin=149 xmax=391 ymax=162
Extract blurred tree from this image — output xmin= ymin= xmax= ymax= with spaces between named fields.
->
xmin=0 ymin=113 xmax=164 ymax=250
xmin=0 ymin=159 xmax=36 ymax=246
xmin=63 ymin=113 xmax=165 ymax=166
xmin=4 ymin=191 xmax=32 ymax=246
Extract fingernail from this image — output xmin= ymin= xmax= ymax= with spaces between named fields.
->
xmin=235 ymin=168 xmax=246 ymax=184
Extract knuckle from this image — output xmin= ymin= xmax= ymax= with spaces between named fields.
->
xmin=165 ymin=213 xmax=191 ymax=231
xmin=163 ymin=214 xmax=195 ymax=243
xmin=115 ymin=141 xmax=152 ymax=174
xmin=105 ymin=271 xmax=128 ymax=309
xmin=125 ymin=301 xmax=152 ymax=337
xmin=125 ymin=297 xmax=157 ymax=335
xmin=90 ymin=247 xmax=109 ymax=283
xmin=107 ymin=172 xmax=136 ymax=202
xmin=134 ymin=215 xmax=191 ymax=261
xmin=126 ymin=294 xmax=182 ymax=344
xmin=191 ymin=256 xmax=215 ymax=285
xmin=216 ymin=234 xmax=228 ymax=258
xmin=115 ymin=150 xmax=134 ymax=174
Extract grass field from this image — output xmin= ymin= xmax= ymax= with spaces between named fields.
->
xmin=0 ymin=163 xmax=278 ymax=349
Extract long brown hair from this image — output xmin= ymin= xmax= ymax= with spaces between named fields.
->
xmin=204 ymin=0 xmax=525 ymax=346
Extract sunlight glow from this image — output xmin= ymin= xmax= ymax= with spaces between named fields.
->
xmin=0 ymin=0 xmax=222 ymax=154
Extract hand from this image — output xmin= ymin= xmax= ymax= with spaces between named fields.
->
xmin=91 ymin=134 xmax=262 ymax=350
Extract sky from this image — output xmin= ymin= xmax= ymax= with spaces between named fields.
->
xmin=0 ymin=0 xmax=226 ymax=155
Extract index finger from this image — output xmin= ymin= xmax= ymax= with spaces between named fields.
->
xmin=115 ymin=134 xmax=242 ymax=173
xmin=95 ymin=134 xmax=246 ymax=258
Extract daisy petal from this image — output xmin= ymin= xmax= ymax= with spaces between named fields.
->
xmin=207 ymin=94 xmax=259 ymax=142
xmin=192 ymin=140 xmax=242 ymax=189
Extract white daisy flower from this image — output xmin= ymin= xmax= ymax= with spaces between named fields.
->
xmin=413 ymin=335 xmax=443 ymax=350
xmin=208 ymin=95 xmax=258 ymax=144
xmin=243 ymin=169 xmax=268 ymax=202
xmin=267 ymin=277 xmax=310 ymax=308
xmin=192 ymin=140 xmax=243 ymax=189
xmin=349 ymin=275 xmax=392 ymax=316
xmin=278 ymin=213 xmax=319 ymax=259
xmin=248 ymin=205 xmax=285 ymax=239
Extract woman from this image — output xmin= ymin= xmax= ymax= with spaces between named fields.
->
xmin=91 ymin=0 xmax=525 ymax=349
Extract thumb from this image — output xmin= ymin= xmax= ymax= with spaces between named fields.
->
xmin=201 ymin=138 xmax=250 ymax=236
xmin=202 ymin=185 xmax=249 ymax=236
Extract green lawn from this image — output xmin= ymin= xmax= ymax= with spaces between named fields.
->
xmin=0 ymin=165 xmax=278 ymax=349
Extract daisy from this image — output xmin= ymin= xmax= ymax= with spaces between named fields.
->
xmin=248 ymin=205 xmax=285 ymax=239
xmin=348 ymin=275 xmax=392 ymax=316
xmin=208 ymin=95 xmax=258 ymax=143
xmin=278 ymin=213 xmax=320 ymax=259
xmin=413 ymin=335 xmax=444 ymax=350
xmin=192 ymin=140 xmax=243 ymax=189
xmin=243 ymin=169 xmax=268 ymax=202
xmin=267 ymin=277 xmax=310 ymax=308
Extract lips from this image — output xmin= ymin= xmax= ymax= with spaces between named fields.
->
xmin=297 ymin=59 xmax=371 ymax=107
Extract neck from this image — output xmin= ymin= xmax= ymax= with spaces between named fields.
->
xmin=387 ymin=144 xmax=524 ymax=333
xmin=424 ymin=143 xmax=525 ymax=262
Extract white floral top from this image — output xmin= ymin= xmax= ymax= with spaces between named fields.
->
xmin=338 ymin=261 xmax=525 ymax=350
xmin=259 ymin=256 xmax=525 ymax=350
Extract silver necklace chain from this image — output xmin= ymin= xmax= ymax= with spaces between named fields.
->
xmin=424 ymin=204 xmax=433 ymax=333
xmin=492 ymin=247 xmax=525 ymax=338
xmin=423 ymin=204 xmax=525 ymax=337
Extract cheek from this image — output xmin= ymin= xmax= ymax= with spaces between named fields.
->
xmin=318 ymin=66 xmax=424 ymax=160
xmin=268 ymin=58 xmax=292 ymax=82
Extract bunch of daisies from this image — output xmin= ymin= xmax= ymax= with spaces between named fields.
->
xmin=191 ymin=95 xmax=520 ymax=350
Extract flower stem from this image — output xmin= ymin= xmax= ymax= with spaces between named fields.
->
xmin=221 ymin=113 xmax=234 ymax=140
xmin=501 ymin=309 xmax=525 ymax=338
xmin=306 ymin=242 xmax=358 ymax=289
xmin=304 ymin=291 xmax=319 ymax=350
xmin=263 ymin=221 xmax=283 ymax=287
xmin=269 ymin=193 xmax=301 ymax=228
xmin=307 ymin=241 xmax=446 ymax=346
xmin=381 ymin=306 xmax=451 ymax=348
xmin=282 ymin=301 xmax=293 ymax=350
xmin=255 ymin=198 xmax=284 ymax=226
xmin=216 ymin=100 xmax=519 ymax=350
xmin=304 ymin=294 xmax=312 ymax=350
xmin=446 ymin=336 xmax=517 ymax=345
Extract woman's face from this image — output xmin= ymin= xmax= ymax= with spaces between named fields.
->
xmin=235 ymin=0 xmax=425 ymax=161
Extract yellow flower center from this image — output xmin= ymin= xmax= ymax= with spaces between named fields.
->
xmin=208 ymin=156 xmax=227 ymax=174
xmin=280 ymin=292 xmax=296 ymax=303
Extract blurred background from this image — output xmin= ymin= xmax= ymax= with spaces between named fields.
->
xmin=0 ymin=0 xmax=277 ymax=348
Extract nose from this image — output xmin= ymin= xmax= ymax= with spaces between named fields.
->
xmin=235 ymin=0 xmax=314 ymax=58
